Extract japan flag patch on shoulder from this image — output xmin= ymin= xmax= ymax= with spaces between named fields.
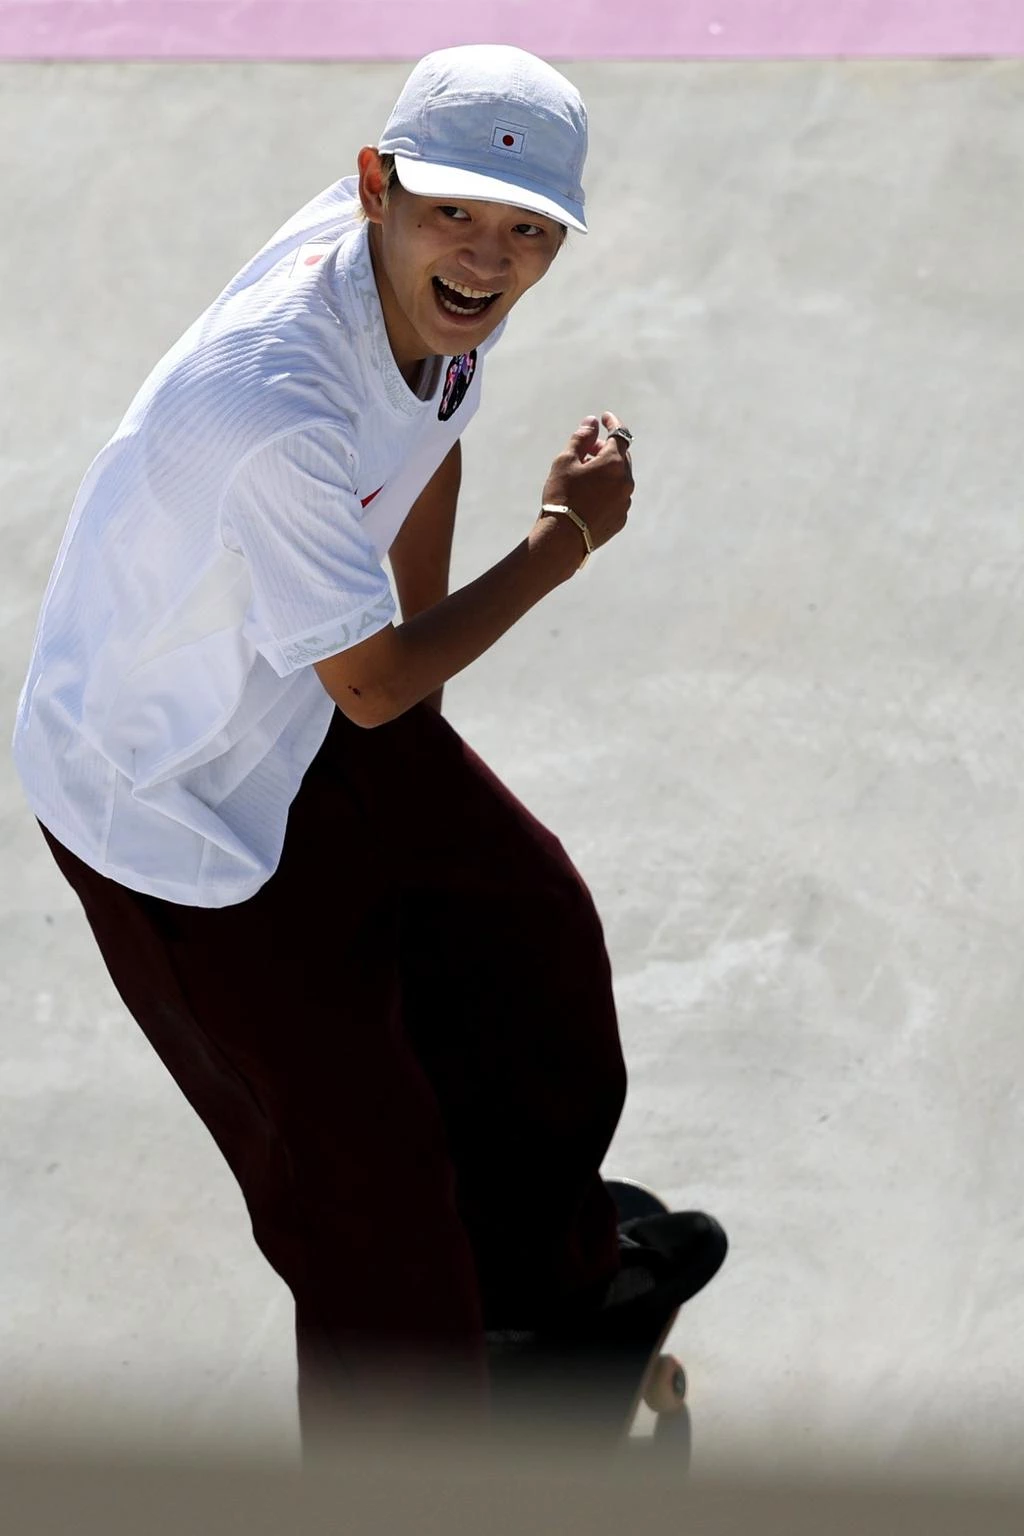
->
xmin=290 ymin=239 xmax=333 ymax=276
xmin=490 ymin=122 xmax=527 ymax=157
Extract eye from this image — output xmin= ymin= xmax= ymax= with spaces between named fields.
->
xmin=438 ymin=205 xmax=470 ymax=220
xmin=514 ymin=222 xmax=547 ymax=238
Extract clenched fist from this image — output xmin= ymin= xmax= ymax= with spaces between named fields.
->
xmin=532 ymin=412 xmax=634 ymax=573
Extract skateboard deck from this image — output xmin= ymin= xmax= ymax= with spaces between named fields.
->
xmin=488 ymin=1176 xmax=707 ymax=1458
xmin=604 ymin=1177 xmax=691 ymax=1425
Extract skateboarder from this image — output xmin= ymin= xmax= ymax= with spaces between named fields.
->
xmin=13 ymin=45 xmax=725 ymax=1440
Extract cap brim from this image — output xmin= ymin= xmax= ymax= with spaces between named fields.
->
xmin=391 ymin=155 xmax=587 ymax=234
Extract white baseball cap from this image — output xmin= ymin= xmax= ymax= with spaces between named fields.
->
xmin=377 ymin=45 xmax=589 ymax=234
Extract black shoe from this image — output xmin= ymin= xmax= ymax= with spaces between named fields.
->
xmin=558 ymin=1210 xmax=728 ymax=1346
xmin=486 ymin=1210 xmax=727 ymax=1439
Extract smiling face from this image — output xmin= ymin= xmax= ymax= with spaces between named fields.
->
xmin=357 ymin=147 xmax=564 ymax=378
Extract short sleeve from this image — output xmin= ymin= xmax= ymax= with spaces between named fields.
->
xmin=221 ymin=423 xmax=397 ymax=677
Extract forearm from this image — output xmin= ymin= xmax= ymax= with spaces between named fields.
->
xmin=315 ymin=412 xmax=631 ymax=729
xmin=390 ymin=519 xmax=579 ymax=714
xmin=319 ymin=514 xmax=582 ymax=727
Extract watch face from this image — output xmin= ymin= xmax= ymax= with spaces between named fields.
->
xmin=438 ymin=350 xmax=477 ymax=422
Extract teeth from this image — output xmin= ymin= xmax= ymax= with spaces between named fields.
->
xmin=438 ymin=293 xmax=485 ymax=316
xmin=436 ymin=277 xmax=497 ymax=300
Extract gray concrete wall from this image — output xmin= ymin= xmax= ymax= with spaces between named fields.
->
xmin=2 ymin=61 xmax=1023 ymax=1472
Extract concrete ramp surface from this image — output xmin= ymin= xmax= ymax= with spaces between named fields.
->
xmin=2 ymin=56 xmax=1024 ymax=1473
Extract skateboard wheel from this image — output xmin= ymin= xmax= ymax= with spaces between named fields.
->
xmin=643 ymin=1354 xmax=688 ymax=1415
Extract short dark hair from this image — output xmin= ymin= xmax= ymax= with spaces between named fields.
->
xmin=377 ymin=152 xmax=398 ymax=208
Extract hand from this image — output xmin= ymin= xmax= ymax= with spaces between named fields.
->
xmin=535 ymin=412 xmax=634 ymax=568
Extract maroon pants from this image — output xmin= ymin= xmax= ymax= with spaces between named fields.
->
xmin=40 ymin=702 xmax=626 ymax=1431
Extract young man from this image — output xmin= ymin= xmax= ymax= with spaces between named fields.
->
xmin=13 ymin=46 xmax=725 ymax=1438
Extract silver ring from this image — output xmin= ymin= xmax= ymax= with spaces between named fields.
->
xmin=609 ymin=426 xmax=633 ymax=446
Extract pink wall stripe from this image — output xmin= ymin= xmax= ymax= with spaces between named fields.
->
xmin=3 ymin=0 xmax=1024 ymax=61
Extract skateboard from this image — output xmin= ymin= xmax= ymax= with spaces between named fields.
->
xmin=604 ymin=1177 xmax=690 ymax=1425
xmin=488 ymin=1177 xmax=717 ymax=1463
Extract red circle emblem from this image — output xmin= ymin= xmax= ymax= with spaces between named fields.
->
xmin=503 ymin=134 xmax=515 ymax=147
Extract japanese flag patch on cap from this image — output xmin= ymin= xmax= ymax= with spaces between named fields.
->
xmin=378 ymin=45 xmax=588 ymax=234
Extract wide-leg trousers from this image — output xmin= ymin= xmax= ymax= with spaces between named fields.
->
xmin=40 ymin=701 xmax=627 ymax=1433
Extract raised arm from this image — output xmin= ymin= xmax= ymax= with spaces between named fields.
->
xmin=314 ymin=413 xmax=633 ymax=728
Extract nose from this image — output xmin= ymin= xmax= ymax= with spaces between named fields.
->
xmin=456 ymin=227 xmax=511 ymax=287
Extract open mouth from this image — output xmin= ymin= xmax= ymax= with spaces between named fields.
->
xmin=432 ymin=276 xmax=501 ymax=320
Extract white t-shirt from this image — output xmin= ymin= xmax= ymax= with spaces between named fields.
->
xmin=13 ymin=176 xmax=505 ymax=907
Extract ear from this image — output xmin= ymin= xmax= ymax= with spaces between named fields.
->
xmin=358 ymin=146 xmax=388 ymax=225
